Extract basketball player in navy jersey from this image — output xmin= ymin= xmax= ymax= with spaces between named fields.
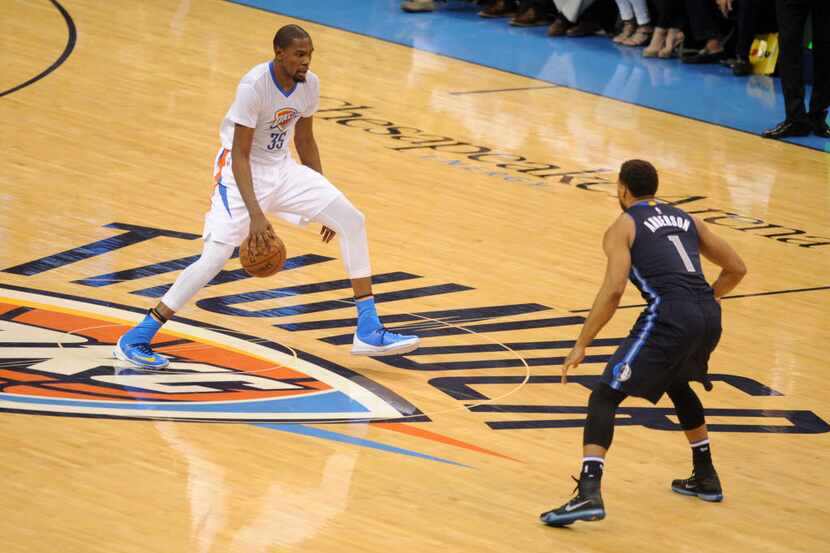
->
xmin=540 ymin=160 xmax=747 ymax=526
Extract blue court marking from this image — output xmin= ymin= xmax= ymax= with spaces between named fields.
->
xmin=258 ymin=423 xmax=469 ymax=466
xmin=228 ymin=0 xmax=828 ymax=152
xmin=0 ymin=390 xmax=369 ymax=413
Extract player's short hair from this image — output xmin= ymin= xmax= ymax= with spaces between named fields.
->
xmin=619 ymin=159 xmax=658 ymax=197
xmin=273 ymin=24 xmax=311 ymax=51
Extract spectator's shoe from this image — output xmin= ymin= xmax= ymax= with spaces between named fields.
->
xmin=622 ymin=25 xmax=653 ymax=47
xmin=762 ymin=120 xmax=812 ymax=139
xmin=810 ymin=112 xmax=830 ymax=138
xmin=540 ymin=476 xmax=605 ymax=526
xmin=613 ymin=19 xmax=636 ymax=43
xmin=114 ymin=337 xmax=170 ymax=369
xmin=671 ymin=469 xmax=724 ymax=502
xmin=547 ymin=17 xmax=573 ymax=36
xmin=478 ymin=0 xmax=517 ymax=18
xmin=352 ymin=328 xmax=420 ymax=357
xmin=510 ymin=6 xmax=550 ymax=26
xmin=643 ymin=27 xmax=667 ymax=57
xmin=658 ymin=28 xmax=684 ymax=58
xmin=732 ymin=56 xmax=752 ymax=76
xmin=565 ymin=19 xmax=603 ymax=37
xmin=401 ymin=0 xmax=438 ymax=12
xmin=682 ymin=48 xmax=726 ymax=64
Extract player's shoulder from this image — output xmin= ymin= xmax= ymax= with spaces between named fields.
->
xmin=239 ymin=61 xmax=273 ymax=87
xmin=303 ymin=70 xmax=320 ymax=91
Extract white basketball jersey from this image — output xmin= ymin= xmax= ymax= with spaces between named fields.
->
xmin=219 ymin=62 xmax=320 ymax=167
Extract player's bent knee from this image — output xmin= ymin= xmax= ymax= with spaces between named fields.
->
xmin=589 ymin=383 xmax=627 ymax=409
xmin=340 ymin=204 xmax=365 ymax=232
xmin=583 ymin=384 xmax=627 ymax=448
xmin=667 ymin=383 xmax=706 ymax=430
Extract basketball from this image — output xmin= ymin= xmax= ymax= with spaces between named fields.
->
xmin=240 ymin=233 xmax=287 ymax=277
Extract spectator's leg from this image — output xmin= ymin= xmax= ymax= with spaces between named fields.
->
xmin=621 ymin=0 xmax=653 ymax=46
xmin=658 ymin=0 xmax=686 ymax=58
xmin=775 ymin=0 xmax=810 ymax=123
xmin=644 ymin=0 xmax=669 ymax=56
xmin=613 ymin=0 xmax=637 ymax=43
xmin=762 ymin=0 xmax=812 ymax=137
xmin=685 ymin=0 xmax=724 ymax=49
xmin=671 ymin=0 xmax=688 ymax=30
xmin=736 ymin=0 xmax=760 ymax=59
xmin=808 ymin=0 xmax=830 ymax=128
xmin=730 ymin=0 xmax=759 ymax=75
xmin=614 ymin=0 xmax=635 ymax=22
xmin=629 ymin=0 xmax=650 ymax=26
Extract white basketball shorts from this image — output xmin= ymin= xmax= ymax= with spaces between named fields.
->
xmin=204 ymin=148 xmax=342 ymax=246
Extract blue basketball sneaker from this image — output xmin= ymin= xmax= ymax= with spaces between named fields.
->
xmin=113 ymin=311 xmax=169 ymax=369
xmin=114 ymin=337 xmax=170 ymax=369
xmin=540 ymin=476 xmax=606 ymax=526
xmin=352 ymin=327 xmax=420 ymax=356
xmin=351 ymin=296 xmax=419 ymax=356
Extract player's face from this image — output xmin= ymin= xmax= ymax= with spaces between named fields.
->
xmin=277 ymin=38 xmax=313 ymax=82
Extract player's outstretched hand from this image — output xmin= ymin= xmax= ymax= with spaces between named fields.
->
xmin=562 ymin=346 xmax=586 ymax=385
xmin=320 ymin=225 xmax=336 ymax=243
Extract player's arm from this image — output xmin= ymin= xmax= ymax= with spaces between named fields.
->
xmin=562 ymin=214 xmax=634 ymax=383
xmin=693 ymin=216 xmax=747 ymax=299
xmin=231 ymin=123 xmax=274 ymax=252
xmin=294 ymin=116 xmax=322 ymax=173
xmin=294 ymin=116 xmax=335 ymax=243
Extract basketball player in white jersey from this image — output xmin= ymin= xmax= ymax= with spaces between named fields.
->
xmin=114 ymin=25 xmax=419 ymax=368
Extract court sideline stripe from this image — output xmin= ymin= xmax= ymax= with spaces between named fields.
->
xmin=224 ymin=0 xmax=823 ymax=153
xmin=448 ymin=85 xmax=559 ymax=95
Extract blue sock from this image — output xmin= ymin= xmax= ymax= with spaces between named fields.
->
xmin=123 ymin=312 xmax=163 ymax=345
xmin=356 ymin=296 xmax=382 ymax=336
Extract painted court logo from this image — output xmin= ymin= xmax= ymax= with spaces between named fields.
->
xmin=0 ymin=286 xmax=419 ymax=423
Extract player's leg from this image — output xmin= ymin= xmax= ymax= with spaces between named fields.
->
xmin=540 ymin=383 xmax=627 ymax=526
xmin=114 ymin=183 xmax=248 ymax=368
xmin=313 ymin=195 xmax=419 ymax=356
xmin=272 ymin=162 xmax=418 ymax=356
xmin=666 ymin=382 xmax=723 ymax=501
xmin=114 ymin=239 xmax=235 ymax=368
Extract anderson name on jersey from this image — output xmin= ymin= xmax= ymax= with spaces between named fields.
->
xmin=218 ymin=61 xmax=320 ymax=169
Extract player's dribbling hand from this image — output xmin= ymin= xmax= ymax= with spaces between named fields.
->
xmin=249 ymin=213 xmax=276 ymax=254
xmin=320 ymin=225 xmax=336 ymax=243
xmin=562 ymin=346 xmax=586 ymax=385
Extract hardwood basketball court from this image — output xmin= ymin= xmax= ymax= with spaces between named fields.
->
xmin=2 ymin=1 xmax=828 ymax=552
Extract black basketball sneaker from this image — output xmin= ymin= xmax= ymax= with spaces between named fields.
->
xmin=540 ymin=476 xmax=606 ymax=526
xmin=671 ymin=469 xmax=724 ymax=502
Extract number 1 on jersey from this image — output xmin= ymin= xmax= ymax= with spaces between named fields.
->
xmin=667 ymin=235 xmax=696 ymax=272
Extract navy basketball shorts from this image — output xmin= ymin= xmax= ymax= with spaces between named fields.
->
xmin=600 ymin=299 xmax=722 ymax=404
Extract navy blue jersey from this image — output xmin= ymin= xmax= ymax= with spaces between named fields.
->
xmin=625 ymin=200 xmax=713 ymax=302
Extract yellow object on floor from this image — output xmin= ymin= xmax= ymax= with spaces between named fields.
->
xmin=750 ymin=33 xmax=780 ymax=75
